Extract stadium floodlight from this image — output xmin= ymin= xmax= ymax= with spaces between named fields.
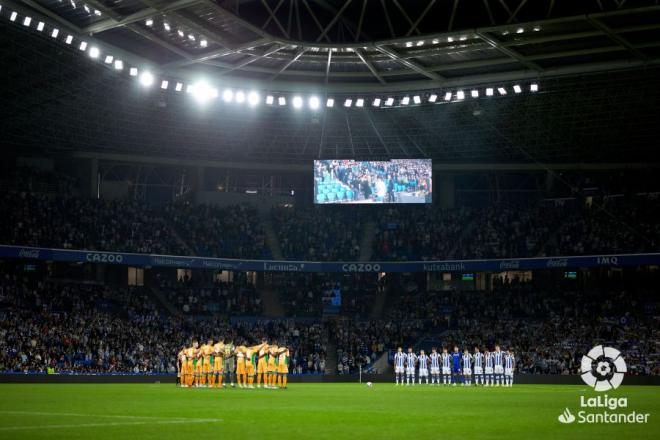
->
xmin=188 ymin=34 xmax=195 ymax=41
xmin=160 ymin=80 xmax=169 ymax=89
xmin=447 ymin=36 xmax=454 ymax=43
xmin=401 ymin=96 xmax=410 ymax=105
xmin=456 ymin=90 xmax=465 ymax=100
xmin=191 ymin=81 xmax=215 ymax=102
xmin=52 ymin=29 xmax=60 ymax=38
xmin=66 ymin=35 xmax=74 ymax=45
xmin=497 ymin=87 xmax=507 ymax=95
xmin=200 ymin=39 xmax=208 ymax=48
xmin=114 ymin=60 xmax=124 ymax=70
xmin=432 ymin=38 xmax=439 ymax=44
xmin=486 ymin=87 xmax=494 ymax=96
xmin=444 ymin=92 xmax=452 ymax=101
xmin=79 ymin=41 xmax=88 ymax=51
xmin=326 ymin=98 xmax=334 ymax=107
xmin=405 ymin=42 xmax=413 ymax=48
xmin=428 ymin=94 xmax=438 ymax=103
xmin=177 ymin=30 xmax=184 ymax=37
xmin=513 ymin=84 xmax=522 ymax=93
xmin=84 ymin=5 xmax=90 ymax=14
xmin=516 ymin=27 xmax=524 ymax=34
xmin=89 ymin=47 xmax=100 ymax=59
xmin=266 ymin=95 xmax=274 ymax=105
xmin=129 ymin=67 xmax=138 ymax=76
xmin=70 ymin=0 xmax=76 ymax=9
xmin=471 ymin=90 xmax=479 ymax=98
xmin=235 ymin=91 xmax=245 ymax=104
xmin=309 ymin=96 xmax=320 ymax=110
xmin=533 ymin=25 xmax=541 ymax=32
xmin=413 ymin=95 xmax=421 ymax=104
xmin=104 ymin=55 xmax=113 ymax=64
xmin=248 ymin=91 xmax=260 ymax=106
xmin=145 ymin=19 xmax=153 ymax=26
xmin=416 ymin=40 xmax=424 ymax=46
xmin=372 ymin=98 xmax=381 ymax=107
xmin=139 ymin=71 xmax=154 ymax=87
xmin=186 ymin=84 xmax=193 ymax=93
xmin=459 ymin=35 xmax=467 ymax=41
xmin=292 ymin=96 xmax=303 ymax=109
xmin=385 ymin=97 xmax=394 ymax=106
xmin=37 ymin=22 xmax=44 ymax=31
xmin=530 ymin=83 xmax=539 ymax=92
xmin=222 ymin=89 xmax=234 ymax=102
xmin=356 ymin=98 xmax=364 ymax=107
xmin=163 ymin=22 xmax=171 ymax=31
xmin=94 ymin=9 xmax=101 ymax=16
xmin=278 ymin=96 xmax=286 ymax=106
xmin=23 ymin=16 xmax=32 ymax=27
xmin=344 ymin=99 xmax=353 ymax=107
xmin=175 ymin=82 xmax=183 ymax=92
xmin=10 ymin=12 xmax=17 ymax=22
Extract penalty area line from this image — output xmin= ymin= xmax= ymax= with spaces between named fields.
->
xmin=0 ymin=410 xmax=222 ymax=423
xmin=0 ymin=419 xmax=221 ymax=431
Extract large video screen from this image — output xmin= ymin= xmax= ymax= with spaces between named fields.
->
xmin=314 ymin=159 xmax=432 ymax=204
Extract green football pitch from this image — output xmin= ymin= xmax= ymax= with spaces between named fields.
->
xmin=0 ymin=383 xmax=657 ymax=439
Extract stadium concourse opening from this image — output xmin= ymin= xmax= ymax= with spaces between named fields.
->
xmin=1 ymin=0 xmax=660 ymax=438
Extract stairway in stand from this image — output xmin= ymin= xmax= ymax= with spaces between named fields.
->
xmin=261 ymin=216 xmax=284 ymax=260
xmin=358 ymin=221 xmax=377 ymax=261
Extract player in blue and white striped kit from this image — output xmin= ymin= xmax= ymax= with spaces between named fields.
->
xmin=429 ymin=347 xmax=441 ymax=385
xmin=417 ymin=350 xmax=429 ymax=385
xmin=441 ymin=348 xmax=452 ymax=385
xmin=473 ymin=347 xmax=484 ymax=386
xmin=484 ymin=350 xmax=494 ymax=386
xmin=405 ymin=347 xmax=417 ymax=386
xmin=393 ymin=347 xmax=406 ymax=386
xmin=451 ymin=346 xmax=461 ymax=386
xmin=461 ymin=349 xmax=473 ymax=386
xmin=504 ymin=350 xmax=515 ymax=387
xmin=493 ymin=345 xmax=505 ymax=386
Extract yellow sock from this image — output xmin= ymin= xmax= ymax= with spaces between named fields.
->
xmin=283 ymin=376 xmax=287 ymax=388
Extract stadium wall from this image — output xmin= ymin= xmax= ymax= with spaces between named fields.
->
xmin=2 ymin=374 xmax=659 ymax=385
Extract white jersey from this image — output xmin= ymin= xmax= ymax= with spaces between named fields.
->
xmin=494 ymin=350 xmax=505 ymax=373
xmin=430 ymin=353 xmax=440 ymax=369
xmin=505 ymin=354 xmax=515 ymax=374
xmin=473 ymin=352 xmax=484 ymax=368
xmin=406 ymin=353 xmax=417 ymax=368
xmin=418 ymin=354 xmax=429 ymax=370
xmin=462 ymin=353 xmax=473 ymax=374
xmin=394 ymin=352 xmax=406 ymax=368
xmin=441 ymin=353 xmax=452 ymax=368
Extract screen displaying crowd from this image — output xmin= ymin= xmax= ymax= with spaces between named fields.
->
xmin=314 ymin=159 xmax=432 ymax=204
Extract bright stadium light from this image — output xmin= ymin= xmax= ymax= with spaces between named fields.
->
xmin=385 ymin=97 xmax=394 ymax=106
xmin=235 ymin=91 xmax=245 ymax=103
xmin=471 ymin=90 xmax=479 ymax=98
xmin=292 ymin=96 xmax=303 ymax=109
xmin=456 ymin=90 xmax=465 ymax=100
xmin=428 ymin=94 xmax=438 ymax=103
xmin=248 ymin=91 xmax=260 ymax=106
xmin=372 ymin=98 xmax=381 ymax=107
xmin=129 ymin=67 xmax=138 ymax=76
xmin=356 ymin=98 xmax=364 ymax=107
xmin=266 ymin=95 xmax=274 ymax=105
xmin=188 ymin=34 xmax=195 ymax=41
xmin=10 ymin=12 xmax=17 ymax=22
xmin=104 ymin=55 xmax=113 ymax=64
xmin=413 ymin=95 xmax=421 ymax=104
xmin=114 ymin=60 xmax=124 ymax=70
xmin=37 ymin=21 xmax=44 ymax=31
xmin=401 ymin=96 xmax=410 ymax=105
xmin=516 ymin=27 xmax=524 ymax=34
xmin=160 ymin=80 xmax=169 ymax=89
xmin=278 ymin=96 xmax=286 ymax=106
xmin=513 ymin=84 xmax=522 ymax=93
xmin=66 ymin=35 xmax=73 ymax=44
xmin=89 ymin=46 xmax=100 ymax=58
xmin=163 ymin=22 xmax=171 ymax=31
xmin=498 ymin=87 xmax=507 ymax=95
xmin=145 ymin=19 xmax=153 ymax=26
xmin=326 ymin=98 xmax=334 ymax=107
xmin=79 ymin=41 xmax=88 ymax=51
xmin=200 ymin=39 xmax=208 ymax=48
xmin=309 ymin=96 xmax=320 ymax=110
xmin=52 ymin=29 xmax=60 ymax=38
xmin=222 ymin=89 xmax=234 ymax=102
xmin=344 ymin=99 xmax=353 ymax=107
xmin=447 ymin=36 xmax=454 ymax=43
xmin=175 ymin=82 xmax=183 ymax=92
xmin=530 ymin=83 xmax=539 ymax=92
xmin=192 ymin=81 xmax=215 ymax=102
xmin=23 ymin=16 xmax=32 ymax=27
xmin=486 ymin=87 xmax=494 ymax=96
xmin=416 ymin=40 xmax=424 ymax=46
xmin=444 ymin=92 xmax=452 ymax=101
xmin=84 ymin=5 xmax=90 ymax=14
xmin=139 ymin=71 xmax=154 ymax=87
xmin=177 ymin=30 xmax=184 ymax=37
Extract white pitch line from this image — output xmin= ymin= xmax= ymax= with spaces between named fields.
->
xmin=0 ymin=410 xmax=221 ymax=423
xmin=0 ymin=419 xmax=218 ymax=431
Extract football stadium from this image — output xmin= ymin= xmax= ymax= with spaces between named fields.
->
xmin=0 ymin=0 xmax=659 ymax=439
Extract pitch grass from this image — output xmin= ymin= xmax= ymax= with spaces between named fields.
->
xmin=0 ymin=383 xmax=658 ymax=439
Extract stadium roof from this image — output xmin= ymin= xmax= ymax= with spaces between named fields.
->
xmin=5 ymin=0 xmax=660 ymax=93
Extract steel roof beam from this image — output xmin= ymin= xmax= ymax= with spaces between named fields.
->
xmin=587 ymin=17 xmax=649 ymax=61
xmin=476 ymin=30 xmax=542 ymax=71
xmin=355 ymin=49 xmax=386 ymax=84
xmin=375 ymin=46 xmax=443 ymax=81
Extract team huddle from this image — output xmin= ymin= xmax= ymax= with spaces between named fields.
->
xmin=393 ymin=345 xmax=515 ymax=387
xmin=177 ymin=338 xmax=290 ymax=389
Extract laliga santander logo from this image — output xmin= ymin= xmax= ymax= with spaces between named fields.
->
xmin=580 ymin=345 xmax=626 ymax=391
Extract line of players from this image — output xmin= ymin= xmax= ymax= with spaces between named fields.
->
xmin=177 ymin=338 xmax=290 ymax=389
xmin=393 ymin=345 xmax=515 ymax=387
